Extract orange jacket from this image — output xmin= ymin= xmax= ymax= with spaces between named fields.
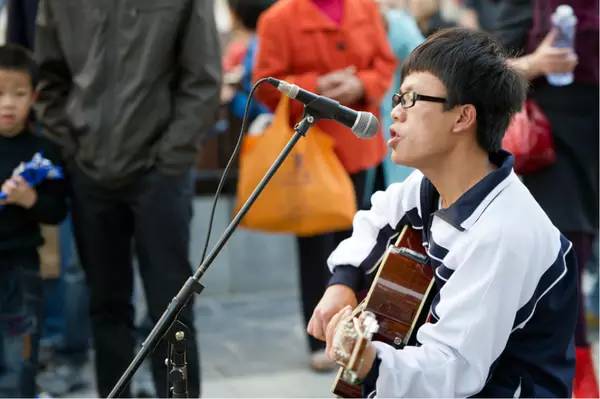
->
xmin=253 ymin=0 xmax=396 ymax=173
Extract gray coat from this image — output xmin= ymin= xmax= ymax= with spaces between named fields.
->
xmin=35 ymin=0 xmax=222 ymax=187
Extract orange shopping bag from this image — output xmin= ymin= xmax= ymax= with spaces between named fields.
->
xmin=234 ymin=96 xmax=357 ymax=236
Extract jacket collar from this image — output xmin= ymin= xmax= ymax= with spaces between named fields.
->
xmin=429 ymin=150 xmax=515 ymax=231
xmin=295 ymin=0 xmax=369 ymax=31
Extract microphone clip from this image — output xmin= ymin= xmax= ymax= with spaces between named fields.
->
xmin=294 ymin=109 xmax=319 ymax=137
xmin=301 ymin=96 xmax=342 ymax=123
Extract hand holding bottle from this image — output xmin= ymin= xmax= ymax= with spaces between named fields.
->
xmin=529 ymin=29 xmax=578 ymax=80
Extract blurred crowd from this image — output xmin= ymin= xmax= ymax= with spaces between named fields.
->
xmin=0 ymin=0 xmax=597 ymax=398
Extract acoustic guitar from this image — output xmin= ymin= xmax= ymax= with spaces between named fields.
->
xmin=331 ymin=226 xmax=435 ymax=397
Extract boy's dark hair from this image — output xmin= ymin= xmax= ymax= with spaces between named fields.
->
xmin=228 ymin=0 xmax=275 ymax=31
xmin=0 ymin=44 xmax=39 ymax=88
xmin=400 ymin=28 xmax=527 ymax=152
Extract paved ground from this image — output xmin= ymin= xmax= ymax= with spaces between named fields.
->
xmin=52 ymin=287 xmax=599 ymax=398
xmin=60 ymin=290 xmax=338 ymax=398
xmin=194 ymin=291 xmax=337 ymax=397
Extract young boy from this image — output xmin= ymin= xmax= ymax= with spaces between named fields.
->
xmin=308 ymin=28 xmax=578 ymax=397
xmin=0 ymin=44 xmax=66 ymax=397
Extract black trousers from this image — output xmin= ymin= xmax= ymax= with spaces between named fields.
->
xmin=297 ymin=169 xmax=370 ymax=353
xmin=565 ymin=231 xmax=594 ymax=348
xmin=69 ymin=167 xmax=200 ymax=398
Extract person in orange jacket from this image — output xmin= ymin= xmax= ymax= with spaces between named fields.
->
xmin=253 ymin=0 xmax=396 ymax=371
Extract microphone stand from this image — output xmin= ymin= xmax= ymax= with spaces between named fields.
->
xmin=166 ymin=320 xmax=190 ymax=398
xmin=108 ymin=110 xmax=319 ymax=398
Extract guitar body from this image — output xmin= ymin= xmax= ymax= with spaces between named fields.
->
xmin=332 ymin=226 xmax=435 ymax=398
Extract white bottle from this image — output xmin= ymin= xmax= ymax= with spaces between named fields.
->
xmin=547 ymin=5 xmax=578 ymax=86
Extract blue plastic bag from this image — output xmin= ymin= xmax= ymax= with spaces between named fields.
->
xmin=0 ymin=152 xmax=63 ymax=209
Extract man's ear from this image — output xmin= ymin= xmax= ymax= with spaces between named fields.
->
xmin=452 ymin=104 xmax=477 ymax=133
xmin=31 ymin=90 xmax=39 ymax=103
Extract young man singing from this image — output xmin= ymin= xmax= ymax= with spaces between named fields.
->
xmin=308 ymin=28 xmax=578 ymax=397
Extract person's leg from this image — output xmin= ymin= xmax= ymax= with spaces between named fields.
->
xmin=350 ymin=170 xmax=369 ymax=212
xmin=0 ymin=264 xmax=26 ymax=397
xmin=40 ymin=223 xmax=66 ymax=349
xmin=332 ymin=170 xmax=370 ymax=246
xmin=40 ymin=276 xmax=63 ymax=349
xmin=18 ymin=257 xmax=43 ymax=398
xmin=565 ymin=231 xmax=599 ymax=398
xmin=586 ymin=238 xmax=599 ymax=326
xmin=58 ymin=215 xmax=90 ymax=358
xmin=36 ymin=216 xmax=91 ymax=396
xmin=297 ymin=233 xmax=337 ymax=371
xmin=0 ymin=253 xmax=42 ymax=398
xmin=297 ymin=233 xmax=335 ymax=353
xmin=297 ymin=169 xmax=370 ymax=370
xmin=131 ymin=169 xmax=200 ymax=398
xmin=566 ymin=232 xmax=594 ymax=347
xmin=38 ymin=218 xmax=76 ymax=375
xmin=70 ymin=178 xmax=135 ymax=398
xmin=0 ymin=311 xmax=23 ymax=398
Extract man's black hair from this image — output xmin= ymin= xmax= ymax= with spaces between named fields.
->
xmin=400 ymin=28 xmax=527 ymax=152
xmin=0 ymin=44 xmax=39 ymax=88
xmin=228 ymin=0 xmax=275 ymax=31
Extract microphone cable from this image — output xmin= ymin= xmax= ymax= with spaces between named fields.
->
xmin=199 ymin=78 xmax=272 ymax=264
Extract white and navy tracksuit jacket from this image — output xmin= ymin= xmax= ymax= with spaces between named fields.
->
xmin=328 ymin=151 xmax=577 ymax=397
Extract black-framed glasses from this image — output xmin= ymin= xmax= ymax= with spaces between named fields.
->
xmin=392 ymin=91 xmax=447 ymax=109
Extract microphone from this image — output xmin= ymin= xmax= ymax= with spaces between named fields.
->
xmin=265 ymin=77 xmax=379 ymax=138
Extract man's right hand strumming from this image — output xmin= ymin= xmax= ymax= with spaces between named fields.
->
xmin=307 ymin=284 xmax=358 ymax=341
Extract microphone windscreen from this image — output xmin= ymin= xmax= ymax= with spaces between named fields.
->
xmin=352 ymin=112 xmax=379 ymax=138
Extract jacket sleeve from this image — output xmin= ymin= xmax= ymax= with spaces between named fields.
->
xmin=34 ymin=0 xmax=76 ymax=159
xmin=386 ymin=10 xmax=424 ymax=62
xmin=369 ymin=227 xmax=566 ymax=397
xmin=156 ymin=0 xmax=222 ymax=175
xmin=252 ymin=10 xmax=320 ymax=121
xmin=494 ymin=0 xmax=533 ymax=53
xmin=354 ymin=1 xmax=397 ymax=106
xmin=327 ymin=170 xmax=424 ymax=291
xmin=27 ymin=138 xmax=67 ymax=225
xmin=6 ymin=0 xmax=27 ymax=47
